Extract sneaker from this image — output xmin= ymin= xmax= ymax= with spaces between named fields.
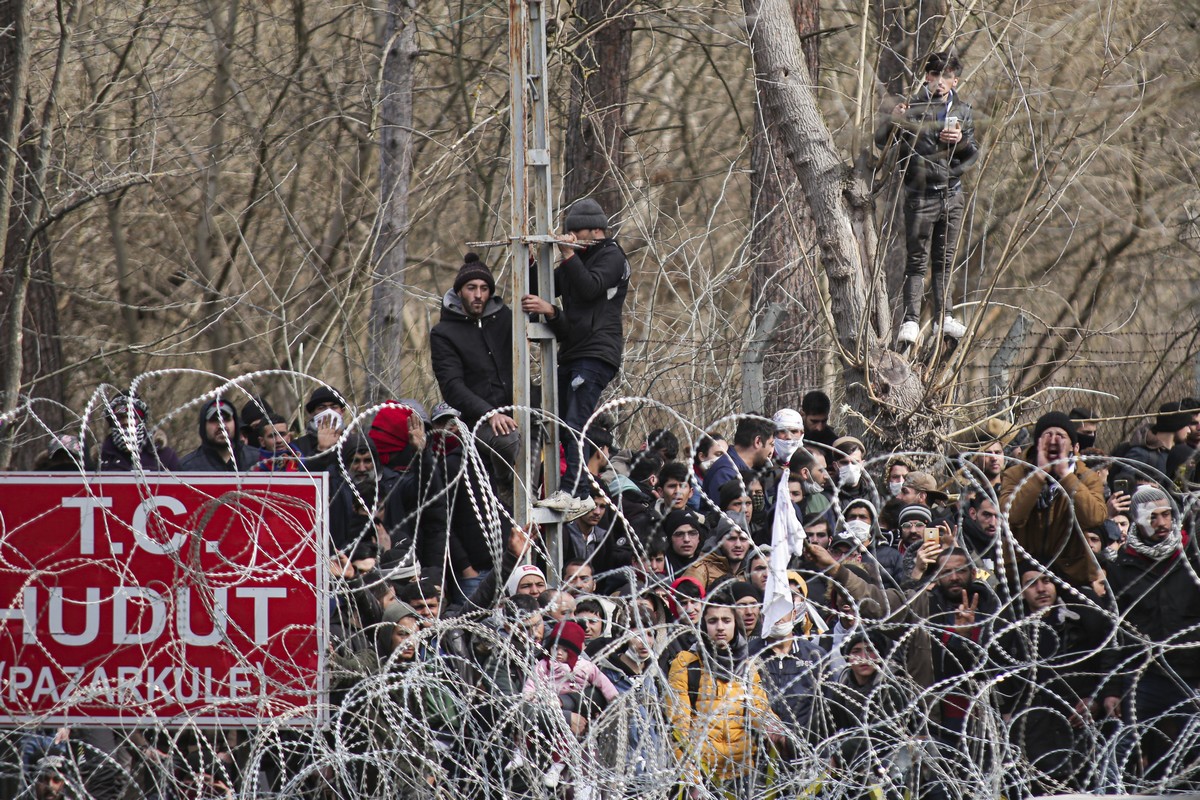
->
xmin=941 ymin=315 xmax=966 ymax=339
xmin=535 ymin=491 xmax=596 ymax=523
xmin=543 ymin=761 xmax=566 ymax=789
xmin=896 ymin=321 xmax=919 ymax=346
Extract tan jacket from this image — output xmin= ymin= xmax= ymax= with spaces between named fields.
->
xmin=998 ymin=456 xmax=1106 ymax=585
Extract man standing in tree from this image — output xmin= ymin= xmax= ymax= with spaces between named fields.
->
xmin=876 ymin=51 xmax=979 ymax=351
xmin=521 ymin=197 xmax=630 ymax=502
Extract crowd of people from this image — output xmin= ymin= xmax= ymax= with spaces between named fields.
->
xmin=10 ymin=189 xmax=1200 ymax=800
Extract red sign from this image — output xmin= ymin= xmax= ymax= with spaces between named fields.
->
xmin=0 ymin=473 xmax=328 ymax=726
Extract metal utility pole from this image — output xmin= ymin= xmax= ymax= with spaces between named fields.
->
xmin=509 ymin=0 xmax=563 ymax=576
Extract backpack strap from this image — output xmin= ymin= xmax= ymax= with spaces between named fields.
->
xmin=687 ymin=658 xmax=702 ymax=712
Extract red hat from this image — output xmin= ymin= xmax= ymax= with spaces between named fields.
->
xmin=370 ymin=402 xmax=413 ymax=467
xmin=546 ymin=621 xmax=586 ymax=669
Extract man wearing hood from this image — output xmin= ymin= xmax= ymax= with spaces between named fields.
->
xmin=843 ymin=498 xmax=904 ymax=587
xmin=875 ymin=50 xmax=979 ymax=349
xmin=97 ymin=393 xmax=181 ymax=472
xmin=1100 ymin=486 xmax=1200 ymax=780
xmin=293 ymin=385 xmax=351 ymax=472
xmin=327 ymin=433 xmax=405 ymax=553
xmin=179 ymin=398 xmax=258 ymax=471
xmin=429 ymin=252 xmax=518 ymax=499
xmin=999 ymin=411 xmax=1107 ymax=586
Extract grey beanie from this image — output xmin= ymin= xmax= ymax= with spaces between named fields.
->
xmin=383 ymin=600 xmax=420 ymax=625
xmin=563 ymin=198 xmax=608 ymax=232
xmin=1130 ymin=484 xmax=1172 ymax=527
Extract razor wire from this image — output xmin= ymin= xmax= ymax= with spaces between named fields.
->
xmin=2 ymin=384 xmax=1200 ymax=799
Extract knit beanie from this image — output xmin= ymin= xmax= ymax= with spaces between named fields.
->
xmin=563 ymin=198 xmax=608 ymax=232
xmin=728 ymin=581 xmax=762 ymax=604
xmin=898 ymin=504 xmax=933 ymax=526
xmin=452 ymin=252 xmax=495 ymax=294
xmin=662 ymin=508 xmax=707 ymax=539
xmin=305 ymin=385 xmax=346 ymax=414
xmin=370 ymin=402 xmax=415 ymax=466
xmin=1129 ymin=484 xmax=1171 ymax=531
xmin=546 ymin=621 xmax=586 ymax=669
xmin=1033 ymin=411 xmax=1077 ymax=445
xmin=1153 ymin=402 xmax=1193 ymax=435
xmin=504 ymin=564 xmax=547 ymax=597
xmin=1127 ymin=484 xmax=1182 ymax=560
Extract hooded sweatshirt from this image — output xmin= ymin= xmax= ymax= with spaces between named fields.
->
xmin=178 ymin=399 xmax=258 ymax=472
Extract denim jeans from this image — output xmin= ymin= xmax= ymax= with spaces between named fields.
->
xmin=902 ymin=190 xmax=965 ymax=323
xmin=557 ymin=357 xmax=617 ymax=497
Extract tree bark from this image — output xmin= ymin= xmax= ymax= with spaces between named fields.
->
xmin=367 ymin=0 xmax=417 ymax=402
xmin=744 ymin=0 xmax=929 ymax=444
xmin=744 ymin=0 xmax=824 ymax=412
xmin=562 ymin=0 xmax=634 ymax=215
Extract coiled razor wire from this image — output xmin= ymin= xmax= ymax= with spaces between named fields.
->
xmin=2 ymin=380 xmax=1200 ymax=798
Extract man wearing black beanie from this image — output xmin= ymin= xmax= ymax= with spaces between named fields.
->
xmin=521 ymin=197 xmax=630 ymax=502
xmin=999 ymin=411 xmax=1107 ymax=586
xmin=430 ymin=252 xmax=518 ymax=503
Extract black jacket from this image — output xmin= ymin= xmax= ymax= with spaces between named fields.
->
xmin=429 ymin=292 xmax=513 ymax=425
xmin=1104 ymin=533 xmax=1200 ymax=687
xmin=546 ymin=238 xmax=629 ymax=368
xmin=875 ymin=87 xmax=979 ymax=196
xmin=178 ymin=399 xmax=259 ymax=472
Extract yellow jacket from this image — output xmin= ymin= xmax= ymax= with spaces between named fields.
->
xmin=666 ymin=648 xmax=779 ymax=784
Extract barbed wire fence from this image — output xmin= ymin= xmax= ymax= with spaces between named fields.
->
xmin=3 ymin=382 xmax=1200 ymax=799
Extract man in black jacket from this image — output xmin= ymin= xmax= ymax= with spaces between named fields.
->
xmin=521 ymin=198 xmax=629 ymax=499
xmin=876 ymin=51 xmax=979 ymax=349
xmin=179 ymin=397 xmax=259 ymax=472
xmin=430 ymin=253 xmax=518 ymax=501
xmin=1101 ymin=485 xmax=1200 ymax=781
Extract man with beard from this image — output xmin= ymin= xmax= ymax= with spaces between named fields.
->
xmin=961 ymin=494 xmax=1002 ymax=572
xmin=327 ymin=434 xmax=405 ymax=553
xmin=876 ymin=51 xmax=980 ymax=349
xmin=788 ymin=444 xmax=834 ymax=519
xmin=179 ymin=397 xmax=258 ymax=471
xmin=907 ymin=546 xmax=1019 ymax=739
xmin=1007 ymin=561 xmax=1114 ymax=794
xmin=1101 ymin=485 xmax=1200 ymax=782
xmin=1000 ymin=411 xmax=1107 ymax=587
xmin=97 ymin=393 xmax=181 ymax=472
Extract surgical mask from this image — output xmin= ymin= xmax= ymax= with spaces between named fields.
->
xmin=839 ymin=463 xmax=862 ymax=487
xmin=803 ymin=479 xmax=824 ymax=496
xmin=888 ymin=480 xmax=904 ymax=498
xmin=700 ymin=456 xmax=719 ymax=472
xmin=845 ymin=519 xmax=871 ymax=545
xmin=774 ymin=438 xmax=802 ymax=463
xmin=768 ymin=619 xmax=794 ymax=639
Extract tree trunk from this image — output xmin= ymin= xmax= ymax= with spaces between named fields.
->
xmin=0 ymin=0 xmax=68 ymax=468
xmin=367 ymin=0 xmax=417 ymax=402
xmin=744 ymin=0 xmax=930 ymax=445
xmin=745 ymin=0 xmax=824 ymax=412
xmin=562 ymin=0 xmax=634 ymax=215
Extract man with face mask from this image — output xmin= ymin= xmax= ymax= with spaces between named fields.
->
xmin=788 ymin=445 xmax=834 ymax=518
xmin=771 ymin=408 xmax=805 ymax=466
xmin=1100 ymin=486 xmax=1200 ymax=780
xmin=179 ymin=397 xmax=259 ymax=471
xmin=97 ymin=393 xmax=181 ymax=472
xmin=830 ymin=436 xmax=881 ymax=510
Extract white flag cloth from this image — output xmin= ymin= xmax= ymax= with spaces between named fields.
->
xmin=761 ymin=468 xmax=807 ymax=635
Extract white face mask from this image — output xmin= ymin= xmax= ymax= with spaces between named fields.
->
xmin=768 ymin=619 xmax=794 ymax=639
xmin=700 ymin=456 xmax=720 ymax=471
xmin=845 ymin=519 xmax=871 ymax=545
xmin=888 ymin=480 xmax=904 ymax=497
xmin=774 ymin=438 xmax=802 ymax=463
xmin=839 ymin=463 xmax=862 ymax=487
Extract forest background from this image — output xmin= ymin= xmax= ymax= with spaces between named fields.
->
xmin=1 ymin=0 xmax=1198 ymax=466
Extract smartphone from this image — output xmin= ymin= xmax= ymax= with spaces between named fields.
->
xmin=1112 ymin=478 xmax=1132 ymax=496
xmin=944 ymin=115 xmax=960 ymax=131
xmin=924 ymin=527 xmax=941 ymax=547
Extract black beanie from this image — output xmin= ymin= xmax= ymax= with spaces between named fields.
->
xmin=1033 ymin=411 xmax=1077 ymax=445
xmin=1153 ymin=402 xmax=1193 ymax=434
xmin=563 ymin=198 xmax=608 ymax=232
xmin=453 ymin=252 xmax=495 ymax=294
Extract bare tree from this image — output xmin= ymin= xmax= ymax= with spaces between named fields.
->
xmin=368 ymin=0 xmax=419 ymax=402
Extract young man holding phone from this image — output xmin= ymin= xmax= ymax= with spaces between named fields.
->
xmin=875 ymin=51 xmax=980 ymax=350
